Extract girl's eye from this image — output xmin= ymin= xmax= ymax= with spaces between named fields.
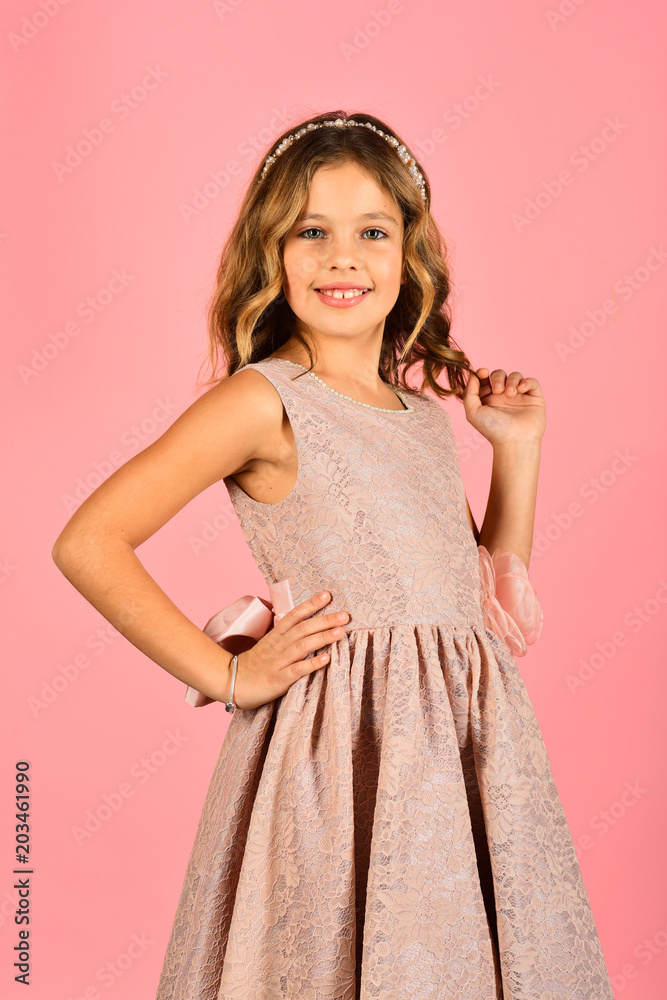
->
xmin=297 ymin=227 xmax=389 ymax=241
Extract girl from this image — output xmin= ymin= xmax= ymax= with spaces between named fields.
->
xmin=52 ymin=111 xmax=614 ymax=999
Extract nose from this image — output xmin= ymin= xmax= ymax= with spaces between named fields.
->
xmin=322 ymin=231 xmax=364 ymax=270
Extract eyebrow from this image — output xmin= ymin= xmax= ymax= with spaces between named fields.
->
xmin=295 ymin=211 xmax=400 ymax=228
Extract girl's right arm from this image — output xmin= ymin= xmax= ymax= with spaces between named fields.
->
xmin=51 ymin=370 xmax=348 ymax=709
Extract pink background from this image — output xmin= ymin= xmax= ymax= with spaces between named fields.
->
xmin=2 ymin=1 xmax=666 ymax=996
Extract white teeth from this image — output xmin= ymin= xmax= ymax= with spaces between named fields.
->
xmin=319 ymin=288 xmax=368 ymax=299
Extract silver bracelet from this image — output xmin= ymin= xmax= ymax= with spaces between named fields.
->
xmin=225 ymin=654 xmax=239 ymax=713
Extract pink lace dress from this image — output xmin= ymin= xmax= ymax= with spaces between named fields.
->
xmin=155 ymin=356 xmax=613 ymax=1000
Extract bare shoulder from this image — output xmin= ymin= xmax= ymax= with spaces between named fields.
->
xmin=144 ymin=364 xmax=287 ymax=482
xmin=207 ymin=365 xmax=287 ymax=439
xmin=52 ymin=365 xmax=288 ymax=552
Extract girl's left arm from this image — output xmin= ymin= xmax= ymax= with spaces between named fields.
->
xmin=462 ymin=367 xmax=546 ymax=571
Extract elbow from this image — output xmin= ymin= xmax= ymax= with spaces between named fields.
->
xmin=51 ymin=524 xmax=93 ymax=573
xmin=52 ymin=510 xmax=84 ymax=569
xmin=51 ymin=534 xmax=77 ymax=573
xmin=51 ymin=526 xmax=131 ymax=578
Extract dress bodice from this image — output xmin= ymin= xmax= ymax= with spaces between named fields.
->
xmin=224 ymin=357 xmax=486 ymax=630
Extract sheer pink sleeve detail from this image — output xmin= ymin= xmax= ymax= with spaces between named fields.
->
xmin=184 ymin=579 xmax=295 ymax=707
xmin=478 ymin=545 xmax=543 ymax=657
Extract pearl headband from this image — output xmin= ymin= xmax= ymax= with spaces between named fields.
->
xmin=258 ymin=117 xmax=427 ymax=202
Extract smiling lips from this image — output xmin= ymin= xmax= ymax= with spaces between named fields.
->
xmin=314 ymin=285 xmax=371 ymax=307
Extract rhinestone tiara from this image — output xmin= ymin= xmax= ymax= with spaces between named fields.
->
xmin=257 ymin=118 xmax=427 ymax=202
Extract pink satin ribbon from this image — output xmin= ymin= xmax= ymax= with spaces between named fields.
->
xmin=187 ymin=549 xmax=543 ymax=706
xmin=185 ymin=579 xmax=296 ymax=708
xmin=478 ymin=545 xmax=543 ymax=657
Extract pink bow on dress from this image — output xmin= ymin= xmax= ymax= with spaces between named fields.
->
xmin=477 ymin=545 xmax=543 ymax=657
xmin=185 ymin=578 xmax=296 ymax=707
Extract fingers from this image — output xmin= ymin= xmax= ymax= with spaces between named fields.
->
xmin=233 ymin=590 xmax=351 ymax=710
xmin=477 ymin=368 xmax=509 ymax=393
xmin=272 ymin=590 xmax=350 ymax=661
xmin=287 ymin=611 xmax=350 ymax=661
xmin=292 ymin=649 xmax=331 ymax=679
xmin=475 ymin=368 xmax=535 ymax=395
xmin=503 ymin=371 xmax=524 ymax=395
xmin=277 ymin=592 xmax=349 ymax=637
xmin=275 ymin=590 xmax=332 ymax=633
xmin=515 ymin=376 xmax=541 ymax=394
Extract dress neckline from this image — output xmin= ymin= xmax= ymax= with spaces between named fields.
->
xmin=265 ymin=357 xmax=415 ymax=414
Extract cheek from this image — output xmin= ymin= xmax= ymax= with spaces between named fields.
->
xmin=375 ymin=255 xmax=403 ymax=291
xmin=284 ymin=245 xmax=320 ymax=287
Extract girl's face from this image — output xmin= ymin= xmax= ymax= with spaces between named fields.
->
xmin=282 ymin=160 xmax=405 ymax=348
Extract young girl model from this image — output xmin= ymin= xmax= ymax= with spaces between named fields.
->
xmin=52 ymin=111 xmax=614 ymax=999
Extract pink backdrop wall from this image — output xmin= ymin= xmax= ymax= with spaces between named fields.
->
xmin=2 ymin=1 xmax=666 ymax=996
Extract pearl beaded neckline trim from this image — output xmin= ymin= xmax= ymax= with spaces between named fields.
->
xmin=272 ymin=358 xmax=415 ymax=413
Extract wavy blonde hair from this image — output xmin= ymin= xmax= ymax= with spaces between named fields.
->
xmin=198 ymin=109 xmax=475 ymax=401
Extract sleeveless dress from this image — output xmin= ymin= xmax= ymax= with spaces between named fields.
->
xmin=155 ymin=356 xmax=613 ymax=1000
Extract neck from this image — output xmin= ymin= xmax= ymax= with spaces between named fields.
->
xmin=271 ymin=339 xmax=386 ymax=389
